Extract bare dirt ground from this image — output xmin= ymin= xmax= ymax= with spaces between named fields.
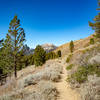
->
xmin=55 ymin=58 xmax=81 ymax=100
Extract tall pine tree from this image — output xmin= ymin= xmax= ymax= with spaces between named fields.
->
xmin=8 ymin=15 xmax=25 ymax=78
xmin=89 ymin=0 xmax=100 ymax=38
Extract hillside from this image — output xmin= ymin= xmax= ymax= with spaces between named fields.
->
xmin=55 ymin=35 xmax=93 ymax=56
xmin=0 ymin=0 xmax=100 ymax=99
xmin=0 ymin=59 xmax=81 ymax=100
xmin=0 ymin=34 xmax=100 ymax=100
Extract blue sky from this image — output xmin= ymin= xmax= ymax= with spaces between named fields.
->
xmin=0 ymin=0 xmax=98 ymax=48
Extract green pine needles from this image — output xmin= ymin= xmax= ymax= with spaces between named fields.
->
xmin=89 ymin=0 xmax=100 ymax=38
xmin=8 ymin=15 xmax=25 ymax=77
xmin=34 ymin=45 xmax=46 ymax=67
xmin=69 ymin=40 xmax=74 ymax=53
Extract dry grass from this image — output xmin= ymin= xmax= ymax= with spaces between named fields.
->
xmin=80 ymin=75 xmax=100 ymax=100
xmin=0 ymin=78 xmax=17 ymax=96
xmin=18 ymin=61 xmax=62 ymax=88
xmin=55 ymin=34 xmax=93 ymax=56
xmin=0 ymin=81 xmax=58 ymax=100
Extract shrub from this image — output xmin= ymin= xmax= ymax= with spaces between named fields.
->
xmin=66 ymin=54 xmax=73 ymax=63
xmin=37 ymin=81 xmax=58 ymax=100
xmin=0 ymin=81 xmax=58 ymax=100
xmin=69 ymin=40 xmax=74 ymax=53
xmin=28 ymin=54 xmax=34 ymax=65
xmin=57 ymin=50 xmax=61 ymax=57
xmin=46 ymin=52 xmax=57 ymax=60
xmin=80 ymin=75 xmax=100 ymax=100
xmin=67 ymin=64 xmax=100 ymax=83
xmin=18 ymin=62 xmax=62 ymax=88
xmin=90 ymin=38 xmax=94 ymax=44
xmin=66 ymin=64 xmax=74 ymax=70
xmin=71 ymin=67 xmax=88 ymax=83
xmin=34 ymin=45 xmax=46 ymax=66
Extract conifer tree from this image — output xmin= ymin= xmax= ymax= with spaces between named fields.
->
xmin=0 ymin=34 xmax=13 ymax=74
xmin=0 ymin=36 xmax=3 ymax=74
xmin=57 ymin=50 xmax=61 ymax=57
xmin=69 ymin=40 xmax=74 ymax=53
xmin=8 ymin=15 xmax=25 ymax=78
xmin=0 ymin=37 xmax=3 ymax=47
xmin=0 ymin=39 xmax=3 ymax=44
xmin=89 ymin=0 xmax=100 ymax=38
xmin=34 ymin=45 xmax=46 ymax=66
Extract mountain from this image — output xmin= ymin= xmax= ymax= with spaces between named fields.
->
xmin=23 ymin=44 xmax=34 ymax=55
xmin=23 ymin=43 xmax=57 ymax=55
xmin=41 ymin=43 xmax=57 ymax=53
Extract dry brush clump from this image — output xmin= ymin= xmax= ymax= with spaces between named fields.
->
xmin=0 ymin=81 xmax=58 ymax=100
xmin=36 ymin=81 xmax=58 ymax=100
xmin=0 ymin=78 xmax=17 ymax=96
xmin=0 ymin=88 xmax=26 ymax=100
xmin=0 ymin=61 xmax=62 ymax=100
xmin=67 ymin=44 xmax=100 ymax=84
xmin=66 ymin=43 xmax=100 ymax=76
xmin=67 ymin=43 xmax=100 ymax=66
xmin=80 ymin=75 xmax=100 ymax=100
xmin=66 ymin=53 xmax=73 ymax=63
xmin=66 ymin=43 xmax=100 ymax=100
xmin=18 ymin=62 xmax=62 ymax=88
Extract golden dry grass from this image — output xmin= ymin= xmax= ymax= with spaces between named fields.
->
xmin=55 ymin=34 xmax=93 ymax=56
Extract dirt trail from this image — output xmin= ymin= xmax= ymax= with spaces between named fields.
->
xmin=55 ymin=59 xmax=81 ymax=100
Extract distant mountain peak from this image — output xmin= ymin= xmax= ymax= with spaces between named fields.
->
xmin=41 ymin=43 xmax=57 ymax=53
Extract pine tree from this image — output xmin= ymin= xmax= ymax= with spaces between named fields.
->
xmin=46 ymin=51 xmax=57 ymax=60
xmin=89 ymin=0 xmax=100 ymax=38
xmin=8 ymin=15 xmax=25 ymax=78
xmin=69 ymin=40 xmax=74 ymax=53
xmin=0 ymin=37 xmax=3 ymax=47
xmin=0 ymin=39 xmax=3 ymax=44
xmin=57 ymin=50 xmax=61 ymax=57
xmin=0 ymin=34 xmax=13 ymax=74
xmin=17 ymin=48 xmax=25 ymax=70
xmin=34 ymin=45 xmax=46 ymax=66
xmin=0 ymin=36 xmax=3 ymax=74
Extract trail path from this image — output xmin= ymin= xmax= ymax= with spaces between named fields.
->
xmin=55 ymin=59 xmax=81 ymax=100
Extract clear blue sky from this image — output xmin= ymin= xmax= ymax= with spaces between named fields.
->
xmin=0 ymin=0 xmax=98 ymax=48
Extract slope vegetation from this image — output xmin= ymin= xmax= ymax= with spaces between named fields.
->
xmin=55 ymin=35 xmax=93 ymax=56
xmin=0 ymin=59 xmax=81 ymax=100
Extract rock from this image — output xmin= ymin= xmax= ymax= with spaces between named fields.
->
xmin=41 ymin=43 xmax=57 ymax=53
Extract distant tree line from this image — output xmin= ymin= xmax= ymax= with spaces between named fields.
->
xmin=34 ymin=45 xmax=61 ymax=67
